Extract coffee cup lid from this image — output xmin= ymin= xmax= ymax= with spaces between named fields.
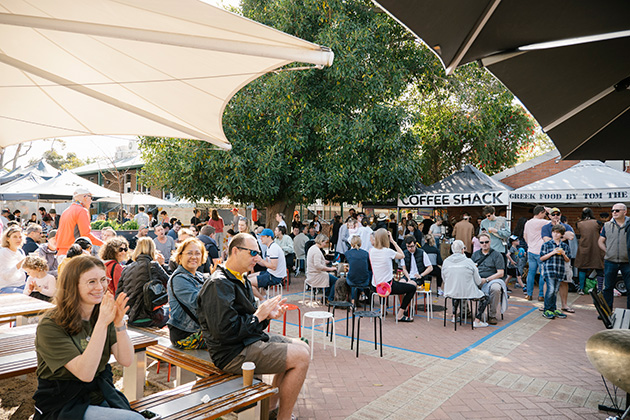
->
xmin=242 ymin=362 xmax=256 ymax=370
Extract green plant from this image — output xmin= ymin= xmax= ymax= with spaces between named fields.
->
xmin=121 ymin=220 xmax=139 ymax=230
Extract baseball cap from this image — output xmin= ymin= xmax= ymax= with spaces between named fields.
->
xmin=73 ymin=187 xmax=91 ymax=196
xmin=1 ymin=208 xmax=9 ymax=214
xmin=550 ymin=207 xmax=561 ymax=214
xmin=231 ymin=207 xmax=238 ymax=212
xmin=509 ymin=234 xmax=519 ymax=241
xmin=260 ymin=228 xmax=274 ymax=238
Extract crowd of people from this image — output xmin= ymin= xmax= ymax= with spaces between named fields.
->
xmin=3 ymin=188 xmax=630 ymax=419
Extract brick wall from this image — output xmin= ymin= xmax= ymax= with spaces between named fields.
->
xmin=499 ymin=158 xmax=580 ymax=189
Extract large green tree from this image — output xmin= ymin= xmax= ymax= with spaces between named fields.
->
xmin=406 ymin=64 xmax=536 ymax=185
xmin=139 ymin=0 xmax=428 ymax=219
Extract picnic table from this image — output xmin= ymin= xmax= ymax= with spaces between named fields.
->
xmin=0 ymin=324 xmax=157 ymax=400
xmin=0 ymin=294 xmax=54 ymax=325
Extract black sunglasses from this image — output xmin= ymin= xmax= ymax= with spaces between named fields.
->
xmin=550 ymin=212 xmax=560 ymax=216
xmin=118 ymin=247 xmax=128 ymax=252
xmin=612 ymin=209 xmax=623 ymax=213
xmin=479 ymin=241 xmax=490 ymax=244
xmin=237 ymin=246 xmax=261 ymax=257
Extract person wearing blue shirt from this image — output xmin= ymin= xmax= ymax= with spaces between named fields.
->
xmin=344 ymin=235 xmax=371 ymax=303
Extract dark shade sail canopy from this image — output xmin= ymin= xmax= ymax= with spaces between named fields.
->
xmin=373 ymin=0 xmax=630 ymax=160
xmin=420 ymin=165 xmax=512 ymax=194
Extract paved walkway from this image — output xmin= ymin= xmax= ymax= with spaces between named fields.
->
xmin=274 ymin=276 xmax=626 ymax=419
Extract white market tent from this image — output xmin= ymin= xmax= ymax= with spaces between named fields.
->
xmin=509 ymin=161 xmax=630 ymax=204
xmin=0 ymin=172 xmax=45 ymax=200
xmin=0 ymin=0 xmax=334 ymax=150
xmin=0 ymin=160 xmax=59 ymax=185
xmin=2 ymin=170 xmax=117 ymax=202
xmin=96 ymin=191 xmax=173 ymax=207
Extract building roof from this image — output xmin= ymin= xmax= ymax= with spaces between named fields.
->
xmin=72 ymin=154 xmax=144 ymax=175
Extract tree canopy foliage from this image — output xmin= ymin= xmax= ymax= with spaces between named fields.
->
xmin=139 ymin=0 xmax=536 ymax=212
xmin=32 ymin=149 xmax=91 ymax=170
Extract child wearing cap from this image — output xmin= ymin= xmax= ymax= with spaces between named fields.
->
xmin=506 ymin=235 xmax=526 ymax=292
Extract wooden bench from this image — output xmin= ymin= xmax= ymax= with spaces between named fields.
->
xmin=131 ymin=374 xmax=277 ymax=420
xmin=0 ymin=326 xmax=157 ymax=400
xmin=146 ymin=344 xmax=219 ymax=384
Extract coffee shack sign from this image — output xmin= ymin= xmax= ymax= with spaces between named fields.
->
xmin=398 ymin=191 xmax=508 ymax=207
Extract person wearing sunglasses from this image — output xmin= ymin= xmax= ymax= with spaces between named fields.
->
xmin=56 ymin=187 xmax=103 ymax=259
xmin=116 ymin=238 xmax=170 ymax=328
xmin=198 ymin=233 xmax=310 ymax=420
xmin=472 ymin=232 xmax=507 ymax=325
xmin=98 ymin=236 xmax=129 ymax=294
xmin=598 ymin=203 xmax=630 ymax=310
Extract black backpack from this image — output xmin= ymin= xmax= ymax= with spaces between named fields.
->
xmin=143 ymin=261 xmax=168 ymax=312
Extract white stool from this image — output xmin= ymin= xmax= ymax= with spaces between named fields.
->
xmin=370 ymin=293 xmax=399 ymax=322
xmin=265 ymin=283 xmax=283 ymax=299
xmin=302 ymin=281 xmax=326 ymax=307
xmin=415 ymin=287 xmax=433 ymax=321
xmin=303 ymin=311 xmax=337 ymax=360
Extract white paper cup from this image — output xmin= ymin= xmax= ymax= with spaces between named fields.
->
xmin=242 ymin=362 xmax=256 ymax=386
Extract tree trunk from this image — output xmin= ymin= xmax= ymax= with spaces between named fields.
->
xmin=265 ymin=201 xmax=295 ymax=230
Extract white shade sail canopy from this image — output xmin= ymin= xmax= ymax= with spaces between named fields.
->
xmin=0 ymin=0 xmax=334 ymax=150
xmin=96 ymin=191 xmax=174 ymax=206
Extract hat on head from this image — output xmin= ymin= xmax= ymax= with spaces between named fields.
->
xmin=509 ymin=234 xmax=519 ymax=241
xmin=550 ymin=207 xmax=561 ymax=214
xmin=1 ymin=208 xmax=9 ymax=214
xmin=377 ymin=212 xmax=387 ymax=221
xmin=231 ymin=207 xmax=238 ymax=212
xmin=73 ymin=186 xmax=91 ymax=196
xmin=260 ymin=228 xmax=274 ymax=238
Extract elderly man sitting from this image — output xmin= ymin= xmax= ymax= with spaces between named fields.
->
xmin=442 ymin=240 xmax=489 ymax=328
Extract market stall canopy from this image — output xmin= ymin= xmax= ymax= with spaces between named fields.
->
xmin=372 ymin=0 xmax=630 ymax=160
xmin=399 ymin=165 xmax=512 ymax=208
xmin=96 ymin=191 xmax=174 ymax=207
xmin=510 ymin=161 xmax=630 ymax=204
xmin=0 ymin=172 xmax=45 ymax=200
xmin=2 ymin=170 xmax=117 ymax=201
xmin=0 ymin=159 xmax=59 ymax=185
xmin=0 ymin=0 xmax=335 ymax=150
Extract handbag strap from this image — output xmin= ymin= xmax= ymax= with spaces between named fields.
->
xmin=169 ymin=275 xmax=200 ymax=324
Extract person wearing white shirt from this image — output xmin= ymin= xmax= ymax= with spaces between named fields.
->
xmin=0 ymin=226 xmax=27 ymax=293
xmin=369 ymin=229 xmax=415 ymax=322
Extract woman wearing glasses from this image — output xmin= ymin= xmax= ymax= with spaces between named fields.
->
xmin=116 ymin=238 xmax=170 ymax=328
xmin=33 ymin=255 xmax=142 ymax=419
xmin=167 ymin=238 xmax=208 ymax=349
xmin=99 ymin=236 xmax=129 ymax=294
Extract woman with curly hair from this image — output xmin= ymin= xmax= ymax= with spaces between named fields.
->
xmin=99 ymin=236 xmax=129 ymax=294
xmin=33 ymin=255 xmax=142 ymax=419
xmin=0 ymin=226 xmax=26 ymax=293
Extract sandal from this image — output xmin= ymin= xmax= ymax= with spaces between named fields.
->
xmin=562 ymin=307 xmax=575 ymax=313
xmin=398 ymin=316 xmax=414 ymax=322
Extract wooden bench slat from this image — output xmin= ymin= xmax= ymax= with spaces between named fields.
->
xmin=145 ymin=344 xmax=219 ymax=377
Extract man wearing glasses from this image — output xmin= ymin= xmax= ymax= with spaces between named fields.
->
xmin=598 ymin=203 xmax=630 ymax=309
xmin=198 ymin=233 xmax=310 ymax=420
xmin=541 ymin=208 xmax=575 ymax=313
xmin=56 ymin=187 xmax=103 ymax=259
xmin=401 ymin=235 xmax=433 ymax=285
xmin=472 ymin=232 xmax=506 ymax=325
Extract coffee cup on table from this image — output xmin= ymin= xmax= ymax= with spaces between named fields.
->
xmin=242 ymin=362 xmax=256 ymax=386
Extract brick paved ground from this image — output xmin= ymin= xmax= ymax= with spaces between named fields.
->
xmin=275 ymin=275 xmax=627 ymax=419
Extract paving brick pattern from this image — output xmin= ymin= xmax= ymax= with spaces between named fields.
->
xmin=272 ymin=275 xmax=624 ymax=419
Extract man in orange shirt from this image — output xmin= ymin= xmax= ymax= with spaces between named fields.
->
xmin=56 ymin=187 xmax=103 ymax=258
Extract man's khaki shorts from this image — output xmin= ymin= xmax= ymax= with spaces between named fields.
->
xmin=221 ymin=334 xmax=292 ymax=375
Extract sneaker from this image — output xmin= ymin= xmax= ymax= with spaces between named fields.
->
xmin=577 ymin=289 xmax=585 ymax=295
xmin=542 ymin=310 xmax=555 ymax=319
xmin=473 ymin=320 xmax=489 ymax=328
xmin=488 ymin=317 xmax=498 ymax=325
xmin=553 ymin=310 xmax=567 ymax=319
xmin=451 ymin=315 xmax=460 ymax=323
xmin=538 ymin=296 xmax=544 ymax=301
xmin=438 ymin=289 xmax=444 ymax=297
xmin=525 ymin=295 xmax=532 ymax=301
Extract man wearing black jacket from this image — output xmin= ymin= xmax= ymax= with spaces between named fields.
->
xmin=197 ymin=233 xmax=309 ymax=420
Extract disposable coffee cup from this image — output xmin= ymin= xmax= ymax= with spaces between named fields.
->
xmin=242 ymin=362 xmax=256 ymax=386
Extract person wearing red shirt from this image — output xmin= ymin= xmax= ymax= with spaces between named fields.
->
xmin=56 ymin=187 xmax=103 ymax=257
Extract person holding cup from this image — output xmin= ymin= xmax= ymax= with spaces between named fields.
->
xmin=197 ymin=233 xmax=310 ymax=420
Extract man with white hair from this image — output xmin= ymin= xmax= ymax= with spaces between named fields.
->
xmin=599 ymin=202 xmax=630 ymax=309
xmin=22 ymin=223 xmax=43 ymax=254
xmin=56 ymin=187 xmax=103 ymax=257
xmin=442 ymin=240 xmax=489 ymax=328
